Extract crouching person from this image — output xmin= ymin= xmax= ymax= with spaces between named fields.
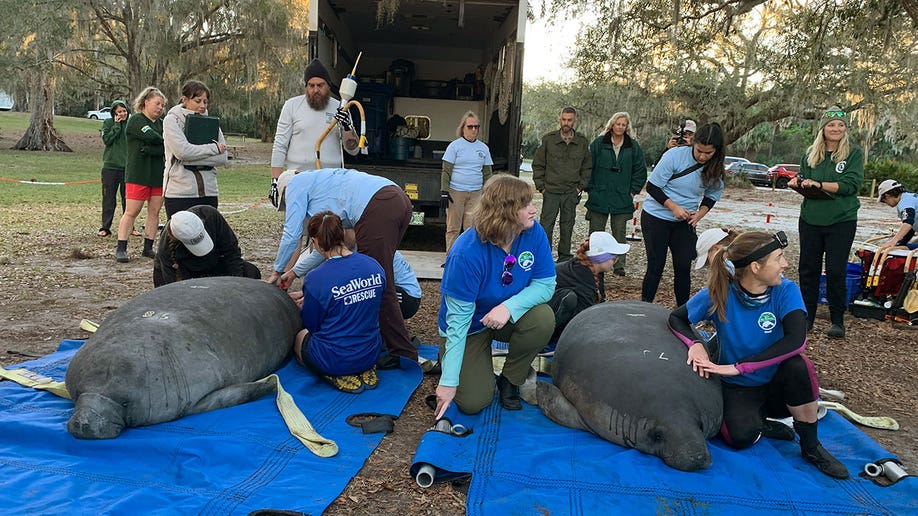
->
xmin=435 ymin=175 xmax=556 ymax=417
xmin=292 ymin=211 xmax=384 ymax=394
xmin=153 ymin=205 xmax=260 ymax=287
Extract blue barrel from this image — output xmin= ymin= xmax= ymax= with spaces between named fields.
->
xmin=392 ymin=137 xmax=415 ymax=161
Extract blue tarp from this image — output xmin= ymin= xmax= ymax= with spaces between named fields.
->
xmin=0 ymin=340 xmax=422 ymax=515
xmin=411 ymin=348 xmax=917 ymax=515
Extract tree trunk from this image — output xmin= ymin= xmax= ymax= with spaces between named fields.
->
xmin=13 ymin=68 xmax=72 ymax=152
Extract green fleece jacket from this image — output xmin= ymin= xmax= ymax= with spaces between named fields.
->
xmin=798 ymin=146 xmax=864 ymax=226
xmin=101 ymin=100 xmax=128 ymax=170
xmin=125 ymin=112 xmax=165 ymax=187
xmin=532 ymin=130 xmax=592 ymax=194
xmin=585 ymin=133 xmax=647 ymax=215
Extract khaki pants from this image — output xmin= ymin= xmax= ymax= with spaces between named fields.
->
xmin=439 ymin=303 xmax=555 ymax=414
xmin=445 ymin=189 xmax=481 ymax=253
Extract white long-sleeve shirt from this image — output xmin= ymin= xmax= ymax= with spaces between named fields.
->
xmin=271 ymin=95 xmax=356 ymax=171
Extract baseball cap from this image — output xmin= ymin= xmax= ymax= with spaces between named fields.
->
xmin=170 ymin=211 xmax=213 ymax=256
xmin=695 ymin=228 xmax=730 ymax=270
xmin=276 ymin=169 xmax=299 ymax=211
xmin=684 ymin=120 xmax=697 ymax=133
xmin=876 ymin=179 xmax=902 ymax=202
xmin=585 ymin=232 xmax=630 ymax=263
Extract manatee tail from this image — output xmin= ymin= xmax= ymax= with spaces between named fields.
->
xmin=536 ymin=382 xmax=589 ymax=431
xmin=68 ymin=392 xmax=126 ymax=439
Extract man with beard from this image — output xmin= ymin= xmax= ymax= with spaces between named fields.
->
xmin=269 ymin=59 xmax=359 ymax=207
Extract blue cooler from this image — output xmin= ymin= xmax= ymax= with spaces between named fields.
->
xmin=818 ymin=262 xmax=863 ymax=305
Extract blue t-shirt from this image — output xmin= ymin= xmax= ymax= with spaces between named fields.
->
xmin=443 ymin=137 xmax=493 ymax=191
xmin=643 ymin=146 xmax=724 ymax=221
xmin=393 ymin=251 xmax=421 ymax=298
xmin=301 ymin=253 xmax=385 ymax=375
xmin=438 ymin=225 xmax=554 ymax=334
xmin=686 ymin=278 xmax=806 ymax=387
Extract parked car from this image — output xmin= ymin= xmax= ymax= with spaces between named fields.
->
xmin=766 ymin=164 xmax=800 ymax=189
xmin=724 ymin=156 xmax=750 ymax=175
xmin=732 ymin=162 xmax=770 ymax=185
xmin=86 ymin=107 xmax=112 ymax=120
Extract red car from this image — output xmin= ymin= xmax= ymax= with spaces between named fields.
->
xmin=766 ymin=164 xmax=800 ymax=189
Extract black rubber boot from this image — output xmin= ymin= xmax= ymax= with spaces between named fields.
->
xmin=762 ymin=419 xmax=795 ymax=441
xmin=794 ymin=420 xmax=849 ymax=479
xmin=142 ymin=238 xmax=156 ymax=258
xmin=115 ymin=240 xmax=129 ymax=263
xmin=496 ymin=373 xmax=521 ymax=410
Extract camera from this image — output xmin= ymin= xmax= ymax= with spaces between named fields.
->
xmin=611 ymin=166 xmax=621 ymax=173
xmin=673 ymin=118 xmax=687 ymax=146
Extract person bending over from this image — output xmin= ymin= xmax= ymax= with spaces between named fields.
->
xmin=876 ymin=179 xmax=918 ymax=250
xmin=669 ymin=231 xmax=848 ymax=479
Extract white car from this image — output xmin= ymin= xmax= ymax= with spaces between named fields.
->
xmin=86 ymin=107 xmax=112 ymax=120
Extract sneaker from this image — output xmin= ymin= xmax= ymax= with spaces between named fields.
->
xmin=826 ymin=324 xmax=845 ymax=339
xmin=802 ymin=444 xmax=850 ymax=479
xmin=762 ymin=419 xmax=795 ymax=441
xmin=496 ymin=373 xmax=521 ymax=410
xmin=115 ymin=249 xmax=129 ymax=263
xmin=359 ymin=367 xmax=378 ymax=390
xmin=323 ymin=374 xmax=364 ymax=394
xmin=141 ymin=248 xmax=156 ymax=259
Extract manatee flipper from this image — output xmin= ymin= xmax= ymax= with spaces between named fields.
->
xmin=536 ymin=382 xmax=588 ymax=431
xmin=188 ymin=380 xmax=277 ymax=415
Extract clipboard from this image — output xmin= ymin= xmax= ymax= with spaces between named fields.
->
xmin=790 ymin=184 xmax=835 ymax=200
xmin=184 ymin=114 xmax=220 ymax=145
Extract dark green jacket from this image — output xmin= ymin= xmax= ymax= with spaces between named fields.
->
xmin=585 ymin=133 xmax=647 ymax=215
xmin=101 ymin=100 xmax=128 ymax=170
xmin=532 ymin=130 xmax=592 ymax=194
xmin=125 ymin=112 xmax=165 ymax=187
xmin=798 ymin=146 xmax=864 ymax=226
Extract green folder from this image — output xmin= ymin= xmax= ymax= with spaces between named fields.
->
xmin=185 ymin=114 xmax=220 ymax=145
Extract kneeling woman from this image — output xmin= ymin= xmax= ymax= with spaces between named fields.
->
xmin=436 ymin=175 xmax=556 ymax=418
xmin=668 ymin=231 xmax=848 ymax=479
xmin=153 ymin=205 xmax=260 ymax=286
xmin=293 ymin=211 xmax=385 ymax=394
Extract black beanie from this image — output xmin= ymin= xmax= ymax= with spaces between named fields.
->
xmin=304 ymin=59 xmax=332 ymax=86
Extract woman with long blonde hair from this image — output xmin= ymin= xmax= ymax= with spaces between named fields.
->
xmin=669 ymin=231 xmax=849 ymax=480
xmin=435 ymin=174 xmax=555 ymax=418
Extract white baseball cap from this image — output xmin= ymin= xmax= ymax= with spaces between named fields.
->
xmin=695 ymin=228 xmax=730 ymax=270
xmin=169 ymin=211 xmax=213 ymax=256
xmin=276 ymin=169 xmax=299 ymax=211
xmin=876 ymin=179 xmax=902 ymax=202
xmin=585 ymin=232 xmax=630 ymax=263
xmin=684 ymin=120 xmax=697 ymax=133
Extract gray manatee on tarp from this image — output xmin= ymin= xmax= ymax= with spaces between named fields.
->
xmin=65 ymin=277 xmax=302 ymax=439
xmin=535 ymin=300 xmax=722 ymax=471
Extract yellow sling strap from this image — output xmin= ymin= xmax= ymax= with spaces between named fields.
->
xmin=0 ymin=367 xmax=71 ymax=399
xmin=256 ymin=373 xmax=339 ymax=457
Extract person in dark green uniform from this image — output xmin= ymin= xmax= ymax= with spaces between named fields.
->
xmin=98 ymin=100 xmax=129 ymax=237
xmin=585 ymin=112 xmax=647 ymax=276
xmin=115 ymin=87 xmax=167 ymax=263
xmin=787 ymin=106 xmax=864 ymax=339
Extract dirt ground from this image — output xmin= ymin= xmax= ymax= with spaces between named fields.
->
xmin=1 ymin=133 xmax=915 ymax=515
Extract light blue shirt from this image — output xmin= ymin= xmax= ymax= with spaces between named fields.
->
xmin=393 ymin=251 xmax=421 ymax=298
xmin=274 ymin=168 xmax=395 ymax=272
xmin=443 ymin=138 xmax=493 ymax=191
xmin=643 ymin=146 xmax=724 ymax=221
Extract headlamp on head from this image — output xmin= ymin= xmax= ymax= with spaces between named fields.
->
xmin=731 ymin=231 xmax=788 ymax=269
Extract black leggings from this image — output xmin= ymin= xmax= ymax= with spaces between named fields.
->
xmin=641 ymin=211 xmax=697 ymax=306
xmin=798 ymin=219 xmax=857 ymax=326
xmin=720 ymin=355 xmax=819 ymax=449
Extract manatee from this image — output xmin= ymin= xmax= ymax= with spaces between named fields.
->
xmin=65 ymin=277 xmax=301 ymax=439
xmin=534 ymin=300 xmax=722 ymax=471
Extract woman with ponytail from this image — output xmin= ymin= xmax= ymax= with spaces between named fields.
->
xmin=668 ymin=231 xmax=849 ymax=480
xmin=291 ymin=211 xmax=386 ymax=394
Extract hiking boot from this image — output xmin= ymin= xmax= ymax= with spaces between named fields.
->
xmin=826 ymin=324 xmax=845 ymax=339
xmin=115 ymin=249 xmax=129 ymax=263
xmin=141 ymin=248 xmax=156 ymax=259
xmin=496 ymin=373 xmax=521 ymax=410
xmin=762 ymin=419 xmax=795 ymax=441
xmin=323 ymin=374 xmax=364 ymax=394
xmin=359 ymin=367 xmax=378 ymax=390
xmin=801 ymin=444 xmax=850 ymax=479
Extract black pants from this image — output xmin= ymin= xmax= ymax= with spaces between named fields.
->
xmin=395 ymin=286 xmax=421 ymax=320
xmin=641 ymin=211 xmax=697 ymax=306
xmin=100 ymin=168 xmax=126 ymax=232
xmin=164 ymin=196 xmax=218 ymax=219
xmin=798 ymin=219 xmax=857 ymax=326
xmin=721 ymin=354 xmax=819 ymax=449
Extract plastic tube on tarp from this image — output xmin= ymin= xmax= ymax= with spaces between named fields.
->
xmin=415 ymin=463 xmax=436 ymax=488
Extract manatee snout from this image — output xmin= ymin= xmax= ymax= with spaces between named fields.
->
xmin=67 ymin=392 xmax=126 ymax=439
xmin=658 ymin=436 xmax=712 ymax=472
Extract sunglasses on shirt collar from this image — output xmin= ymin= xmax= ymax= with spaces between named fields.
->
xmin=501 ymin=254 xmax=516 ymax=287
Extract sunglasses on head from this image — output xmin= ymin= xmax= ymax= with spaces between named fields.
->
xmin=501 ymin=255 xmax=516 ymax=287
xmin=823 ymin=110 xmax=847 ymax=119
xmin=466 ymin=124 xmax=480 ymax=129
